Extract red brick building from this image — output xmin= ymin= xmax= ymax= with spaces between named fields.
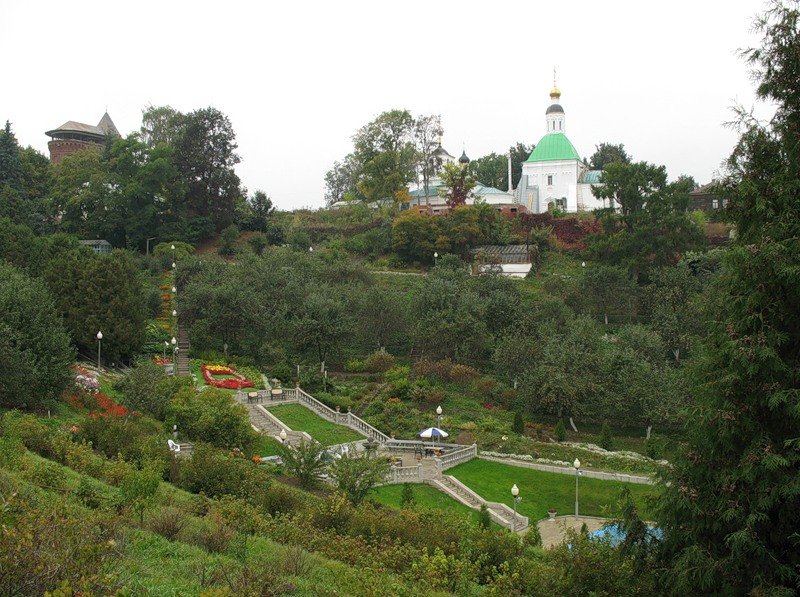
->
xmin=45 ymin=112 xmax=119 ymax=164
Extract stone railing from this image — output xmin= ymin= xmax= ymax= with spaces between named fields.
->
xmin=442 ymin=475 xmax=529 ymax=531
xmin=437 ymin=444 xmax=478 ymax=471
xmin=478 ymin=455 xmax=655 ymax=485
xmin=292 ymin=387 xmax=390 ymax=444
xmin=486 ymin=500 xmax=529 ymax=531
xmin=383 ymin=464 xmax=423 ymax=485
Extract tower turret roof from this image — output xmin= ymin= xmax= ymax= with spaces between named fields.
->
xmin=459 ymin=150 xmax=470 ymax=164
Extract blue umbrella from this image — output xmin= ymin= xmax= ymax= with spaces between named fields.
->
xmin=418 ymin=427 xmax=448 ymax=446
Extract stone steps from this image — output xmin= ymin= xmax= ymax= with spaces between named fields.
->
xmin=430 ymin=475 xmax=525 ymax=532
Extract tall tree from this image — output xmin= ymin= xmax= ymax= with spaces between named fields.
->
xmin=658 ymin=3 xmax=800 ymax=593
xmin=468 ymin=152 xmax=507 ymax=189
xmin=588 ymin=142 xmax=631 ymax=170
xmin=509 ymin=142 xmax=534 ymax=189
xmin=438 ymin=161 xmax=476 ymax=208
xmin=0 ymin=262 xmax=74 ymax=409
xmin=324 ymin=154 xmax=359 ymax=205
xmin=352 ymin=109 xmax=417 ymax=203
xmin=589 ymin=161 xmax=704 ymax=279
xmin=0 ymin=121 xmax=23 ymax=192
xmin=414 ymin=114 xmax=443 ymax=204
xmin=140 ymin=105 xmax=184 ymax=147
xmin=173 ymin=107 xmax=243 ymax=232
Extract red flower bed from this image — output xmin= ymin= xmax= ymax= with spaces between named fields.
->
xmin=201 ymin=364 xmax=254 ymax=390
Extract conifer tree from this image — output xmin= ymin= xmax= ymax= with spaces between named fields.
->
xmin=658 ymin=3 xmax=800 ymax=593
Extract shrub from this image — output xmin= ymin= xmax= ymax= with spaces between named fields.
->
xmin=449 ymin=363 xmax=478 ymax=383
xmin=400 ymin=483 xmax=415 ymax=508
xmin=280 ymin=440 xmax=328 ymax=489
xmin=0 ymin=496 xmax=118 ymax=596
xmin=179 ymin=443 xmax=268 ymax=502
xmin=271 ymin=362 xmax=294 ymax=383
xmin=363 ymin=350 xmax=396 ymax=373
xmin=478 ymin=504 xmax=491 ymax=530
xmin=147 ymin=507 xmax=188 ymax=541
xmin=166 ymin=387 xmax=257 ymax=452
xmin=278 ymin=545 xmax=314 ymax=578
xmin=475 ymin=376 xmax=497 ymax=395
xmin=599 ymin=422 xmax=614 ymax=451
xmin=645 ymin=434 xmax=662 ymax=460
xmin=186 ymin=510 xmax=234 ymax=553
xmin=331 ymin=453 xmax=390 ymax=505
xmin=554 ymin=420 xmax=567 ymax=442
xmin=512 ymin=411 xmax=525 ymax=434
xmin=345 ymin=358 xmax=365 ymax=372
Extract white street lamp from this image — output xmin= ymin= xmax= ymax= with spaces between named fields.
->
xmin=308 ymin=246 xmax=313 ymax=252
xmin=172 ymin=309 xmax=177 ymax=317
xmin=171 ymin=286 xmax=177 ymax=293
xmin=171 ymin=261 xmax=176 ymax=269
xmin=433 ymin=251 xmax=438 ymax=266
xmin=581 ymin=262 xmax=586 ymax=268
xmin=511 ymin=484 xmax=521 ymax=532
xmin=279 ymin=428 xmax=287 ymax=444
xmin=163 ymin=340 xmax=169 ymax=360
xmin=574 ymin=458 xmax=581 ymax=519
xmin=96 ymin=331 xmax=103 ymax=369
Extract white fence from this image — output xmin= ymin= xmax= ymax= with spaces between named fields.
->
xmin=383 ymin=464 xmax=424 ymax=485
xmin=437 ymin=444 xmax=478 ymax=471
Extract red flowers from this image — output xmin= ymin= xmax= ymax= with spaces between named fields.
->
xmin=201 ymin=364 xmax=254 ymax=390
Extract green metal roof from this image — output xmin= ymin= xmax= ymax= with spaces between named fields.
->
xmin=525 ymin=133 xmax=580 ymax=162
xmin=579 ymin=170 xmax=603 ymax=184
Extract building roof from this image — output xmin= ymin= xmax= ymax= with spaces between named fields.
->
xmin=97 ymin=112 xmax=119 ymax=136
xmin=525 ymin=133 xmax=581 ymax=162
xmin=546 ymin=103 xmax=564 ymax=114
xmin=579 ymin=170 xmax=603 ymax=184
xmin=46 ymin=113 xmax=119 ymax=140
xmin=79 ymin=239 xmax=112 ymax=247
xmin=459 ymin=150 xmax=470 ymax=164
xmin=432 ymin=145 xmax=455 ymax=160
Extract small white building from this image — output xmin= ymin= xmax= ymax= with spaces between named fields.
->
xmin=515 ymin=85 xmax=605 ymax=213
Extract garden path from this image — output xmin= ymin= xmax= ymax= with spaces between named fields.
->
xmin=537 ymin=515 xmax=609 ymax=548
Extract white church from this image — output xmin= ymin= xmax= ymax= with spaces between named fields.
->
xmin=514 ymin=84 xmax=605 ymax=213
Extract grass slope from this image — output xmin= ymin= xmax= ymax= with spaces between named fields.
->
xmin=267 ymin=403 xmax=363 ymax=446
xmin=370 ymin=483 xmax=493 ymax=527
xmin=448 ymin=458 xmax=658 ymax=521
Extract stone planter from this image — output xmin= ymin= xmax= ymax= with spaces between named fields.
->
xmin=548 ymin=509 xmax=557 ymax=521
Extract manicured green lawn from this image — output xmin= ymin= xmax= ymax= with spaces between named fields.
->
xmin=448 ymin=458 xmax=659 ymax=521
xmin=370 ymin=483 xmax=496 ymax=528
xmin=267 ymin=404 xmax=364 ymax=446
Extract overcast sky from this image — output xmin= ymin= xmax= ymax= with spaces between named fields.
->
xmin=1 ymin=0 xmax=772 ymax=210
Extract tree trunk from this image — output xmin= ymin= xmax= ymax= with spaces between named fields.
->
xmin=673 ymin=348 xmax=680 ymax=362
xmin=646 ymin=425 xmax=652 ymax=440
xmin=569 ymin=417 xmax=578 ymax=432
xmin=604 ymin=312 xmax=609 ymax=326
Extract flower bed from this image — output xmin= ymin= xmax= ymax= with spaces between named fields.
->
xmin=201 ymin=364 xmax=255 ymax=390
xmin=74 ymin=365 xmax=99 ymax=393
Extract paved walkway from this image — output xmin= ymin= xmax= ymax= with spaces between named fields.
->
xmin=538 ymin=515 xmax=609 ymax=548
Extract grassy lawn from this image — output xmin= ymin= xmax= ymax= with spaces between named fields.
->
xmin=267 ymin=404 xmax=364 ymax=446
xmin=370 ymin=483 xmax=498 ymax=528
xmin=448 ymin=458 xmax=659 ymax=521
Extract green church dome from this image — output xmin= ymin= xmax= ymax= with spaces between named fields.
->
xmin=525 ymin=132 xmax=580 ymax=162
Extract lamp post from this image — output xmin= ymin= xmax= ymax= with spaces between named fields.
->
xmin=172 ymin=309 xmax=177 ymax=318
xmin=433 ymin=251 xmax=438 ymax=266
xmin=574 ymin=458 xmax=581 ymax=519
xmin=435 ymin=405 xmax=443 ymax=447
xmin=279 ymin=428 xmax=287 ymax=444
xmin=308 ymin=246 xmax=313 ymax=253
xmin=170 ymin=336 xmax=177 ymax=371
xmin=146 ymin=237 xmax=156 ymax=256
xmin=171 ymin=244 xmax=175 ymax=260
xmin=511 ymin=484 xmax=521 ymax=532
xmin=96 ymin=331 xmax=103 ymax=369
xmin=163 ymin=340 xmax=168 ymax=361
xmin=171 ymin=286 xmax=177 ymax=294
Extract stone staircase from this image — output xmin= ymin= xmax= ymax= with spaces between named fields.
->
xmin=246 ymin=403 xmax=284 ymax=436
xmin=430 ymin=475 xmax=529 ymax=532
xmin=176 ymin=325 xmax=190 ymax=376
